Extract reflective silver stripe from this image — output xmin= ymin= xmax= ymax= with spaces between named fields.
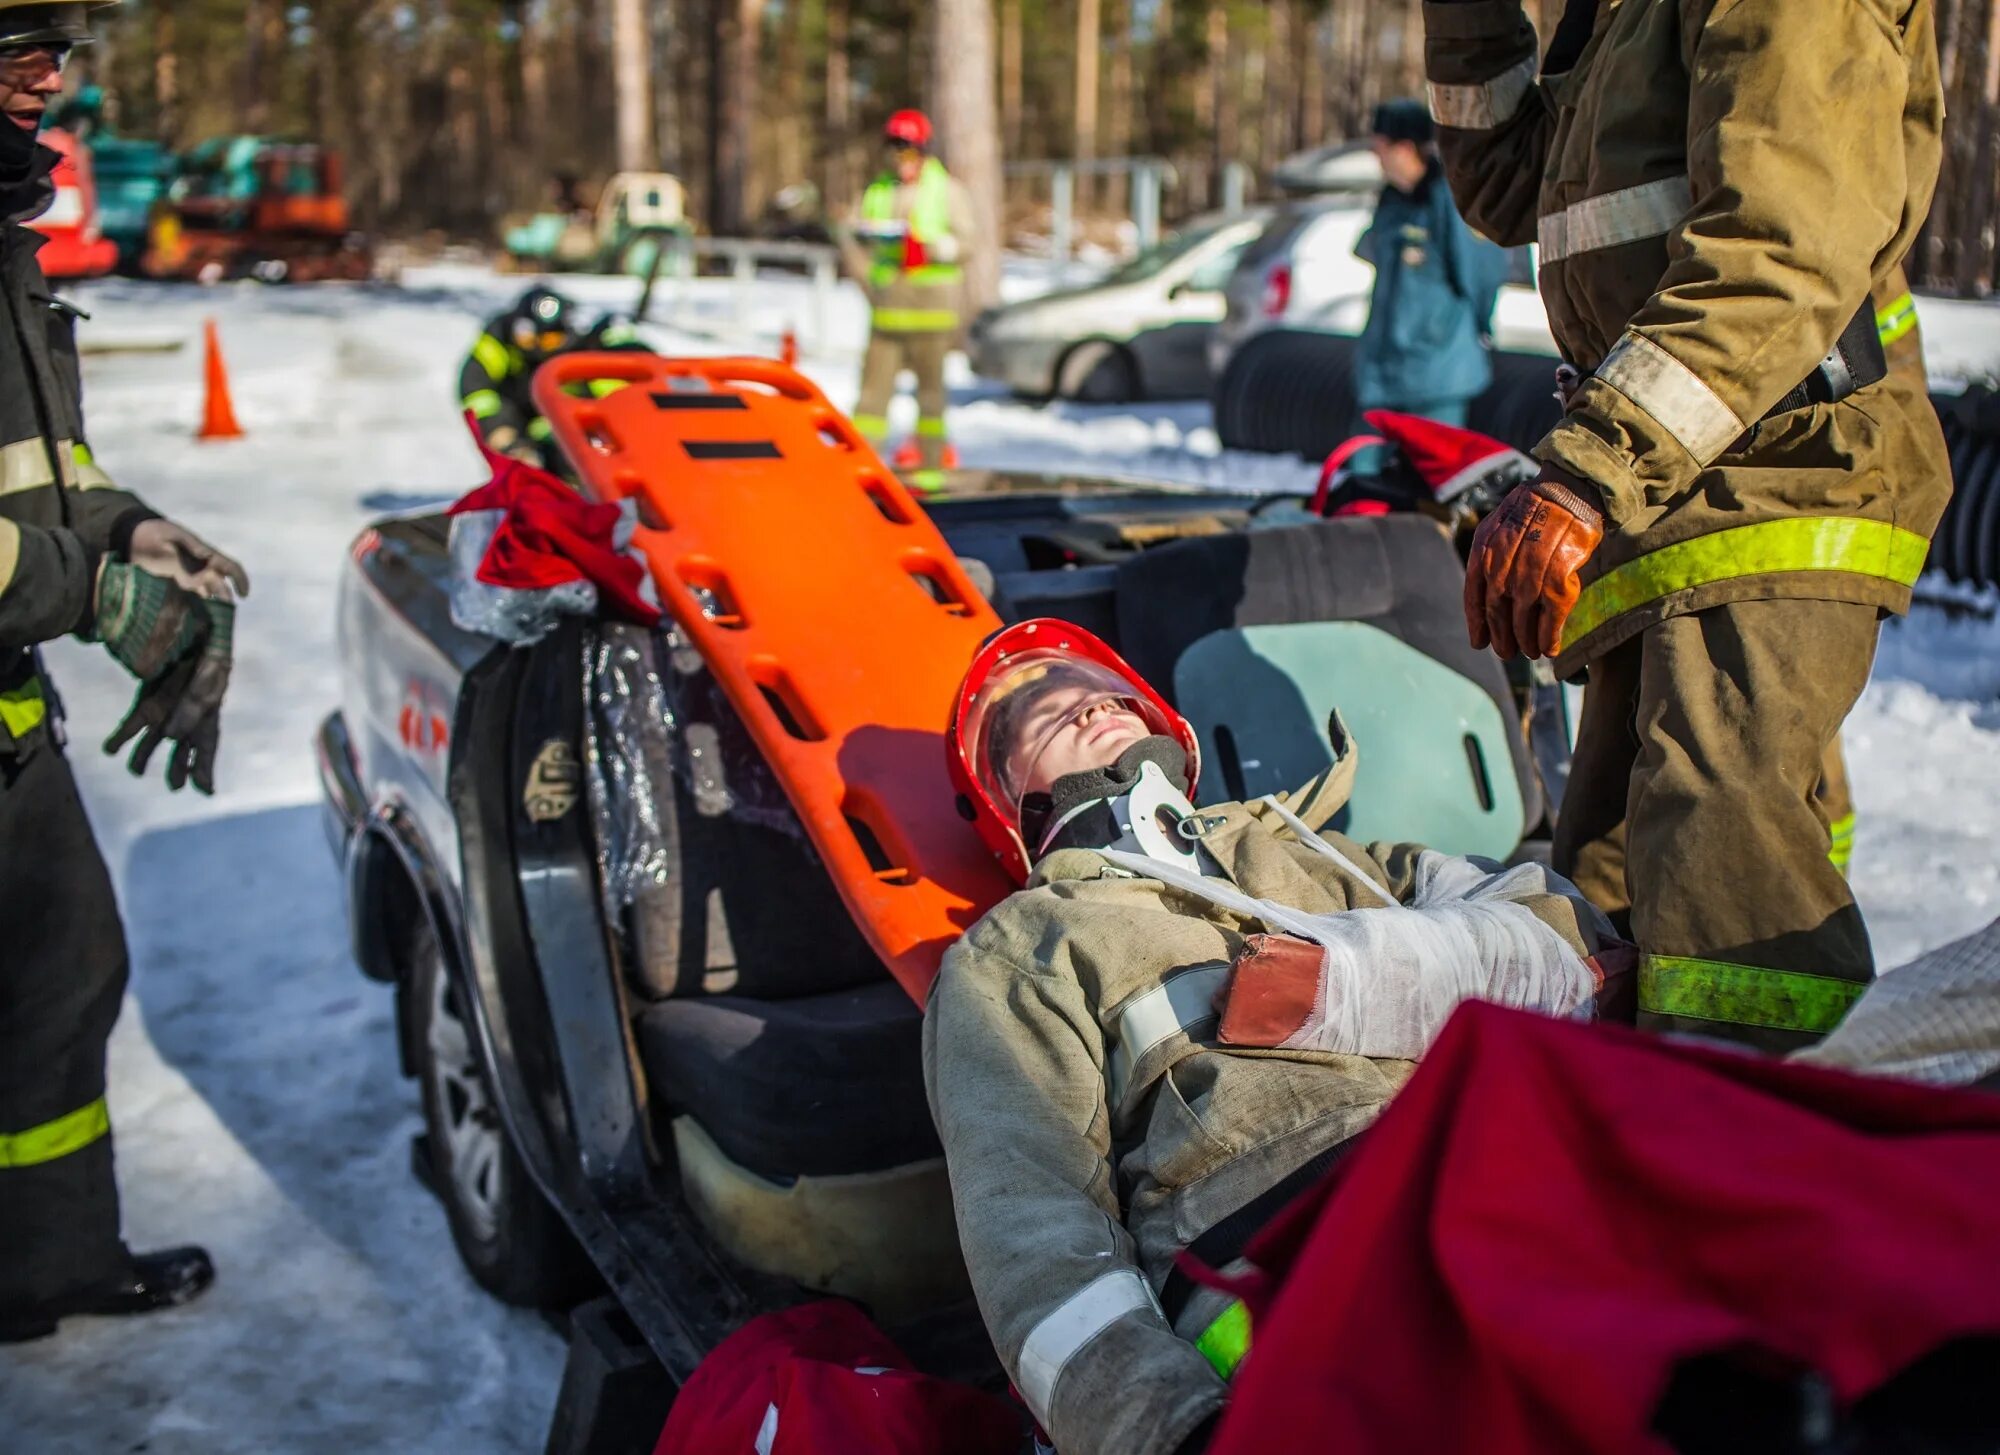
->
xmin=1597 ymin=331 xmax=1745 ymax=463
xmin=1018 ymin=1270 xmax=1161 ymax=1424
xmin=1106 ymin=963 xmax=1229 ymax=1107
xmin=0 ymin=437 xmax=56 ymax=495
xmin=1538 ymin=175 xmax=1691 ymax=264
xmin=1427 ymin=56 xmax=1538 ymax=131
xmin=753 ymin=1402 xmax=779 ymax=1455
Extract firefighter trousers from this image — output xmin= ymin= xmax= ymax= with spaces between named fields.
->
xmin=1552 ymin=598 xmax=1881 ymax=1051
xmin=0 ymin=735 xmax=130 ymax=1312
xmin=854 ymin=328 xmax=952 ymax=480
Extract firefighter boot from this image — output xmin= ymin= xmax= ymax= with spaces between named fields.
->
xmin=0 ymin=1244 xmax=216 ymax=1343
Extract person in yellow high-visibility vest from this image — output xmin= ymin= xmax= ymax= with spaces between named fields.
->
xmin=844 ymin=109 xmax=972 ymax=493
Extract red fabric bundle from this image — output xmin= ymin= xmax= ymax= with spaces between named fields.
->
xmin=448 ymin=427 xmax=661 ymax=626
xmin=1310 ymin=410 xmax=1534 ymax=517
xmin=654 ymin=1301 xmax=1022 ymax=1455
xmin=1203 ymin=1002 xmax=2000 ymax=1455
xmin=1362 ymin=408 xmax=1533 ymax=502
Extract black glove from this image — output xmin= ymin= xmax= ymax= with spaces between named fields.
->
xmin=104 ymin=598 xmax=233 ymax=794
xmin=92 ymin=559 xmax=210 ymax=680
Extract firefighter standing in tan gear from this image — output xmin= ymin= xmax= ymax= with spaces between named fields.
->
xmin=1572 ymin=268 xmax=1928 ymax=913
xmin=1426 ymin=0 xmax=1950 ymax=1047
xmin=0 ymin=0 xmax=243 ymax=1342
xmin=844 ymin=109 xmax=972 ymax=493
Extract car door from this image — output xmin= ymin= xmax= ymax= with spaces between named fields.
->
xmin=1132 ymin=225 xmax=1262 ymax=397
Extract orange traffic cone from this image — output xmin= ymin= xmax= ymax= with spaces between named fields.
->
xmin=197 ymin=319 xmax=244 ymax=441
xmin=779 ymin=324 xmax=799 ymax=368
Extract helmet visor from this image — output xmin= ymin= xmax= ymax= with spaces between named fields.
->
xmin=959 ymin=650 xmax=1177 ymax=822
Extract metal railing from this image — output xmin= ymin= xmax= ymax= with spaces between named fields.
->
xmin=635 ymin=233 xmax=844 ymax=351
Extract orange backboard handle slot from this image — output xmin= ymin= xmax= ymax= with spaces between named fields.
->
xmin=532 ymin=353 xmax=1016 ymax=999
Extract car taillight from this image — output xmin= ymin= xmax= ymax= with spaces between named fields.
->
xmin=1261 ymin=262 xmax=1293 ymax=318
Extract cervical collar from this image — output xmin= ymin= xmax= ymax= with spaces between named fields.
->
xmin=1026 ymin=736 xmax=1206 ymax=871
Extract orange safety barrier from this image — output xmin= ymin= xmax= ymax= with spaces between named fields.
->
xmin=533 ymin=353 xmax=1014 ymax=999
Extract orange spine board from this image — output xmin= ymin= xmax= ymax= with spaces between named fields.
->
xmin=532 ymin=353 xmax=1014 ymax=999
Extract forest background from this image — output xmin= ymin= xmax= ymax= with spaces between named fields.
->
xmin=70 ymin=0 xmax=2000 ymax=310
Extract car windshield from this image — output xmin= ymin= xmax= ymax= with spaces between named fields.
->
xmin=1101 ymin=223 xmax=1229 ymax=285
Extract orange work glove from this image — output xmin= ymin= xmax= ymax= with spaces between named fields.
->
xmin=1463 ymin=470 xmax=1605 ymax=660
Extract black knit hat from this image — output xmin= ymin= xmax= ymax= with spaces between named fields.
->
xmin=1371 ymin=98 xmax=1436 ymax=146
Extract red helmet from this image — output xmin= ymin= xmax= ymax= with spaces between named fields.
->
xmin=884 ymin=109 xmax=933 ymax=149
xmin=948 ymin=619 xmax=1200 ymax=884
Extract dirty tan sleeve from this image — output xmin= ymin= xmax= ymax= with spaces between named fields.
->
xmin=924 ymin=931 xmax=1226 ymax=1455
xmin=1423 ymin=2 xmax=1552 ymax=248
xmin=1538 ymin=0 xmax=1939 ymax=521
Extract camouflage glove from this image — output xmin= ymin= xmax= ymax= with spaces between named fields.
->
xmin=92 ymin=559 xmax=211 ymax=680
xmin=103 ymin=598 xmax=233 ymax=795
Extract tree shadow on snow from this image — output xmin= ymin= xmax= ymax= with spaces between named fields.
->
xmin=121 ymin=804 xmax=429 ymax=1269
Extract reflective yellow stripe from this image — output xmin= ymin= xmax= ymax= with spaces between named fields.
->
xmin=586 ymin=379 xmax=630 ymax=399
xmin=1195 ymin=1299 xmax=1252 ymax=1380
xmin=0 ymin=436 xmax=57 ymax=495
xmin=1638 ymin=954 xmax=1864 ymax=1035
xmin=0 ymin=677 xmax=46 ymax=737
xmin=0 ymin=518 xmax=18 ymax=591
xmin=915 ymin=417 xmax=949 ymax=438
xmin=1875 ymin=292 xmax=1918 ymax=348
xmin=471 ymin=333 xmax=513 ymax=380
xmin=526 ymin=415 xmax=555 ymax=441
xmin=1828 ymin=812 xmax=1856 ymax=875
xmin=852 ymin=414 xmax=890 ymax=440
xmin=1427 ymin=56 xmax=1537 ymax=131
xmin=1566 ymin=518 xmax=1931 ymax=647
xmin=872 ymin=308 xmax=961 ymax=332
xmin=462 ymin=389 xmax=504 ymax=420
xmin=0 ymin=1096 xmax=109 ymax=1169
xmin=909 ymin=468 xmax=948 ymax=493
xmin=70 ymin=440 xmax=114 ymax=489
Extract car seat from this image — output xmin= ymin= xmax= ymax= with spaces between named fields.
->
xmin=1113 ymin=514 xmax=1540 ymax=862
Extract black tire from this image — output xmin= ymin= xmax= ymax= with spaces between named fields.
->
xmin=1058 ymin=340 xmax=1141 ymax=403
xmin=408 ymin=921 xmax=591 ymax=1308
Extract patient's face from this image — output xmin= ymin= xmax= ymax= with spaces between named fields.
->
xmin=1007 ymin=687 xmax=1152 ymax=800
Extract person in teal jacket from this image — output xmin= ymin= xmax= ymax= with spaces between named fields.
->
xmin=1353 ymin=99 xmax=1508 ymax=432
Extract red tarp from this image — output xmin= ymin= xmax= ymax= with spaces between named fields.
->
xmin=1204 ymin=1002 xmax=2000 ymax=1455
xmin=448 ymin=424 xmax=661 ymax=626
xmin=654 ymin=1300 xmax=1021 ymax=1455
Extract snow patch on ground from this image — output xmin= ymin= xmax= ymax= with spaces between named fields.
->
xmin=1 ymin=266 xmax=1995 ymax=1451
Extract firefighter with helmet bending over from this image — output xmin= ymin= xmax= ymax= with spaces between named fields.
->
xmin=1425 ymin=0 xmax=1950 ymax=1048
xmin=843 ymin=108 xmax=973 ymax=493
xmin=458 ymin=283 xmax=646 ymax=472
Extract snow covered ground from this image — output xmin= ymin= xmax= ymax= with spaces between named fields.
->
xmin=1 ymin=265 xmax=1996 ymax=1452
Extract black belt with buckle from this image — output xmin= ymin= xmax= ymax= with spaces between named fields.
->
xmin=1759 ymin=298 xmax=1888 ymax=421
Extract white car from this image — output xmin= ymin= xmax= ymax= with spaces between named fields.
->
xmin=1209 ymin=195 xmax=1556 ymax=381
xmin=969 ymin=209 xmax=1274 ymax=402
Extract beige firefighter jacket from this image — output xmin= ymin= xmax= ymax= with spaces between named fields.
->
xmin=1425 ymin=0 xmax=1950 ymax=672
xmin=923 ymin=741 xmax=1607 ymax=1455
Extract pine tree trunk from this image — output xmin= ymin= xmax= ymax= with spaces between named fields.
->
xmin=152 ymin=4 xmax=178 ymax=147
xmin=1075 ymin=0 xmax=1101 ymax=207
xmin=612 ymin=0 xmax=655 ymax=171
xmin=824 ymin=0 xmax=853 ymax=211
xmin=999 ymin=0 xmax=1023 ymax=155
xmin=933 ymin=0 xmax=1004 ymax=310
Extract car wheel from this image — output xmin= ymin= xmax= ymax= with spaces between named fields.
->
xmin=1058 ymin=341 xmax=1140 ymax=404
xmin=409 ymin=921 xmax=590 ymax=1308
